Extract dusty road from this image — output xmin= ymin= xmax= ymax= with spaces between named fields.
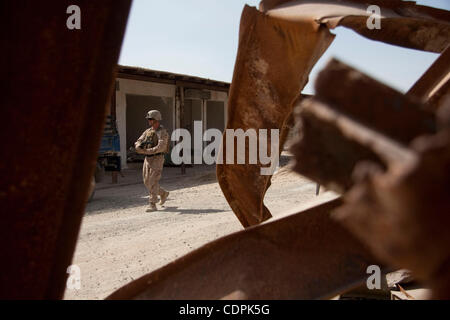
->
xmin=64 ymin=156 xmax=323 ymax=300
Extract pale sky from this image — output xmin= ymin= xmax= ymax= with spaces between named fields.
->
xmin=119 ymin=0 xmax=450 ymax=94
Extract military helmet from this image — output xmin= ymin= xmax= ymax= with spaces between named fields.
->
xmin=146 ymin=110 xmax=162 ymax=121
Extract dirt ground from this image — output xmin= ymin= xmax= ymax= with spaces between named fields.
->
xmin=64 ymin=154 xmax=327 ymax=300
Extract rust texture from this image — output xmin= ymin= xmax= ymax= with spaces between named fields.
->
xmin=218 ymin=1 xmax=449 ymax=229
xmin=217 ymin=5 xmax=334 ymax=228
xmin=291 ymin=58 xmax=450 ymax=298
xmin=261 ymin=0 xmax=450 ymax=53
xmin=108 ymin=197 xmax=381 ymax=300
xmin=0 ymin=1 xmax=131 ymax=299
xmin=290 ymin=59 xmax=437 ymax=192
xmin=314 ymin=59 xmax=437 ymax=145
xmin=2 ymin=0 xmax=449 ymax=300
xmin=407 ymin=45 xmax=450 ymax=103
xmin=334 ymin=128 xmax=450 ymax=299
xmin=211 ymin=0 xmax=450 ymax=299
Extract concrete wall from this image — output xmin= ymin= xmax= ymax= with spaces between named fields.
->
xmin=206 ymin=101 xmax=225 ymax=132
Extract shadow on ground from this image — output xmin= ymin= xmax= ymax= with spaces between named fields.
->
xmin=84 ymin=192 xmax=148 ymax=216
xmin=85 ymin=154 xmax=295 ymax=215
xmin=161 ymin=206 xmax=226 ymax=215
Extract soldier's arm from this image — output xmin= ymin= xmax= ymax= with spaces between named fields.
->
xmin=135 ymin=131 xmax=147 ymax=154
xmin=146 ymin=129 xmax=169 ymax=155
xmin=135 ymin=131 xmax=146 ymax=148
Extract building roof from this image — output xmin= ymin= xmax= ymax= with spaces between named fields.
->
xmin=117 ymin=65 xmax=230 ymax=92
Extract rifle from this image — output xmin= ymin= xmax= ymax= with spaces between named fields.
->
xmin=138 ymin=131 xmax=156 ymax=150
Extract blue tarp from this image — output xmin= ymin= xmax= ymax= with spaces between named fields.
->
xmin=99 ymin=133 xmax=120 ymax=155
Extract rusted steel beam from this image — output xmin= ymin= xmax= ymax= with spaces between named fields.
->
xmin=408 ymin=45 xmax=450 ymax=102
xmin=217 ymin=5 xmax=334 ymax=228
xmin=0 ymin=1 xmax=131 ymax=299
xmin=290 ymin=59 xmax=450 ymax=299
xmin=261 ymin=0 xmax=450 ymax=17
xmin=261 ymin=0 xmax=450 ymax=53
xmin=315 ymin=59 xmax=437 ymax=145
xmin=218 ymin=2 xmax=448 ymax=228
xmin=429 ymin=79 xmax=450 ymax=114
xmin=334 ymin=128 xmax=450 ymax=299
xmin=291 ymin=59 xmax=434 ymax=192
xmin=108 ymin=197 xmax=381 ymax=300
xmin=291 ymin=99 xmax=387 ymax=193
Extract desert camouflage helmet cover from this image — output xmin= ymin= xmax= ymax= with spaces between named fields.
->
xmin=146 ymin=110 xmax=162 ymax=121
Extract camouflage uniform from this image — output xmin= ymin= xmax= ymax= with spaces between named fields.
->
xmin=135 ymin=125 xmax=169 ymax=205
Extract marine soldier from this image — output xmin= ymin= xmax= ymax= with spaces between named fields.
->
xmin=135 ymin=110 xmax=170 ymax=212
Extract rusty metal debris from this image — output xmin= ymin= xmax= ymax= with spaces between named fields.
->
xmin=386 ymin=270 xmax=414 ymax=289
xmin=217 ymin=5 xmax=335 ymax=227
xmin=214 ymin=0 xmax=450 ymax=300
xmin=1 ymin=0 xmax=449 ymax=300
xmin=293 ymin=59 xmax=450 ymax=299
xmin=262 ymin=0 xmax=450 ymax=53
xmin=108 ymin=196 xmax=382 ymax=300
xmin=0 ymin=1 xmax=131 ymax=299
xmin=291 ymin=58 xmax=437 ymax=193
xmin=217 ymin=0 xmax=450 ymax=228
xmin=408 ymin=45 xmax=450 ymax=112
xmin=391 ymin=285 xmax=431 ymax=300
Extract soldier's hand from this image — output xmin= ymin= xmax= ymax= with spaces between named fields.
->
xmin=136 ymin=147 xmax=146 ymax=155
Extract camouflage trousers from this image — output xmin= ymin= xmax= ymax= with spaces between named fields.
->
xmin=143 ymin=155 xmax=167 ymax=204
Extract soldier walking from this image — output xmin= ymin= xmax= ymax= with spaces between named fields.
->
xmin=135 ymin=110 xmax=170 ymax=212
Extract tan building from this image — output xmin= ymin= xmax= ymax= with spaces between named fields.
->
xmin=107 ymin=65 xmax=230 ymax=168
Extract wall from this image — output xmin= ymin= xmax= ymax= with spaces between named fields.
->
xmin=206 ymin=101 xmax=226 ymax=132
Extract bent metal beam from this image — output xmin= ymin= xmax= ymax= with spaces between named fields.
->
xmin=0 ymin=0 xmax=131 ymax=299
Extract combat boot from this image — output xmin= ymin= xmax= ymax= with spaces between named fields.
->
xmin=160 ymin=191 xmax=169 ymax=206
xmin=146 ymin=203 xmax=157 ymax=212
